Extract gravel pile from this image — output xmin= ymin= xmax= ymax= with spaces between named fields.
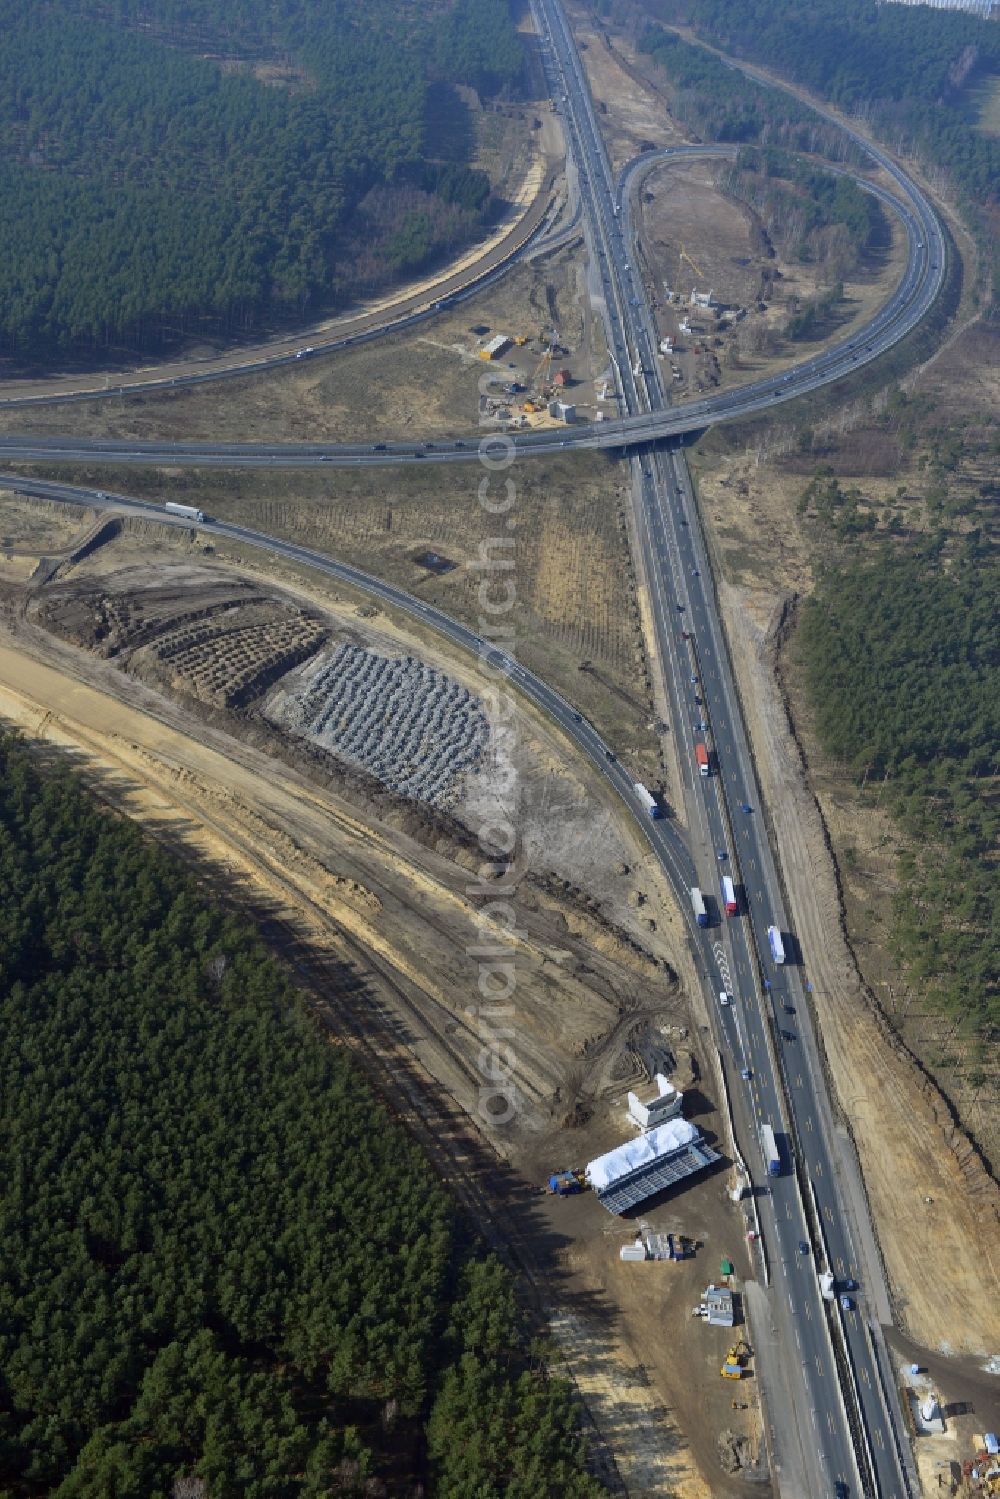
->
xmin=288 ymin=643 xmax=489 ymax=808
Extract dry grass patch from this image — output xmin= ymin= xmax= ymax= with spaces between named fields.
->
xmin=19 ymin=455 xmax=664 ymax=786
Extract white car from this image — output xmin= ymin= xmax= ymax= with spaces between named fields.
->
xmin=719 ymin=990 xmax=732 ymax=1007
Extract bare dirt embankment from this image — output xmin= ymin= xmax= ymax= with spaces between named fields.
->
xmin=687 ymin=300 xmax=1000 ymax=1361
xmin=0 ymin=98 xmax=553 ymax=406
xmin=0 ymin=507 xmax=766 ymax=1495
xmin=719 ymin=581 xmax=1000 ymax=1355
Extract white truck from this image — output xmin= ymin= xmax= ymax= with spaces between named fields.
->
xmin=767 ymin=925 xmax=785 ymax=965
xmin=721 ymin=874 xmax=737 ymax=916
xmin=165 ymin=502 xmax=205 ymax=524
xmin=634 ymin=782 xmax=662 ymax=819
xmin=759 ymin=1123 xmax=780 ymax=1177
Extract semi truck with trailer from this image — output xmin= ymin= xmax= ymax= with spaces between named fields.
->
xmin=634 ymin=782 xmax=662 ymax=819
xmin=165 ymin=502 xmax=206 ymax=523
xmin=695 ymin=743 xmax=710 ymax=777
xmin=690 ymin=887 xmax=708 ymax=927
xmin=759 ymin=1123 xmax=780 ymax=1176
xmin=767 ymin=925 xmax=785 ymax=965
xmin=721 ymin=875 xmax=737 ymax=916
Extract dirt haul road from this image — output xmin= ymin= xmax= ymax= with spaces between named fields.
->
xmin=0 ymin=633 xmax=630 ymax=1127
xmin=721 ymin=582 xmax=1000 ymax=1357
xmin=0 ymin=626 xmax=737 ymax=1496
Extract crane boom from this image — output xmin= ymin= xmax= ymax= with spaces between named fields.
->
xmin=679 ymin=243 xmax=704 ymax=280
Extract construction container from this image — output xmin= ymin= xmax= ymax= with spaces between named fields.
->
xmin=479 ymin=334 xmax=510 ymax=360
xmin=620 ymin=1241 xmax=648 ymax=1262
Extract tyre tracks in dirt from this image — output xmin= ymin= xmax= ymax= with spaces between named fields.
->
xmin=721 ymin=582 xmax=1000 ymax=1355
xmin=0 ymin=631 xmax=726 ymax=1494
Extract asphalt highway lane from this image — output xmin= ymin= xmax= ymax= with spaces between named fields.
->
xmin=0 ymin=136 xmax=943 ymax=471
xmin=532 ymin=0 xmax=927 ymax=1492
xmin=0 ymin=12 xmax=943 ymax=1489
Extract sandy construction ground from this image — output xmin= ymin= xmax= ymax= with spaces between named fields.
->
xmin=718 ymin=581 xmax=1000 ymax=1357
xmin=0 ymin=640 xmax=754 ymax=1497
xmin=566 ymin=5 xmax=685 ymax=172
xmin=632 ymin=155 xmax=907 ymax=398
xmin=10 ymin=456 xmax=668 ymax=799
xmin=0 ymin=510 xmax=771 ymax=1493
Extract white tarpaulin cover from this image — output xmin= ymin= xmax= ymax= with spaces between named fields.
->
xmin=587 ymin=1118 xmax=700 ymax=1191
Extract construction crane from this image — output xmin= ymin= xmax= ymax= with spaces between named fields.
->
xmin=679 ymin=243 xmax=705 ymax=282
xmin=532 ymin=330 xmax=557 ymax=393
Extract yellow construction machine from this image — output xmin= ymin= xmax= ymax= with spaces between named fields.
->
xmin=720 ymin=1340 xmax=752 ymax=1380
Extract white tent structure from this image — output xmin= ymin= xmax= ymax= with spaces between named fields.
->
xmin=587 ymin=1118 xmax=719 ymax=1215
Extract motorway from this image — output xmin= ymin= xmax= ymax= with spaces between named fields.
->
xmin=0 ymin=471 xmax=697 ymax=902
xmin=0 ymin=109 xmax=944 ymax=472
xmin=532 ymin=0 xmax=918 ymax=1495
xmin=0 ymin=152 xmax=565 ymax=415
xmin=0 ymin=11 xmax=944 ymax=1495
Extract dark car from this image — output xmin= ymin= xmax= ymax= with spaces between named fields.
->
xmin=799 ymin=1240 xmax=810 ymax=1255
xmin=373 ymin=443 xmax=386 ymax=452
